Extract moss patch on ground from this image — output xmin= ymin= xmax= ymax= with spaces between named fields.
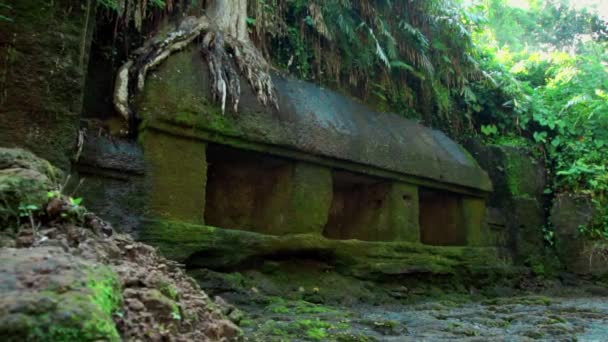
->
xmin=0 ymin=248 xmax=122 ymax=342
xmin=189 ymin=257 xmax=608 ymax=341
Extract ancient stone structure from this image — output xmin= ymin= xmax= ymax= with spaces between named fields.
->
xmin=76 ymin=47 xmax=504 ymax=270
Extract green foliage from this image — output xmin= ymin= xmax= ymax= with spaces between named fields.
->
xmin=159 ymin=281 xmax=180 ymax=301
xmin=253 ymin=0 xmax=483 ymax=132
xmin=306 ymin=326 xmax=328 ymax=341
xmin=0 ymin=2 xmax=12 ymax=22
xmin=481 ymin=124 xmax=498 ymax=136
xmin=579 ymin=201 xmax=608 ymax=240
xmin=18 ymin=203 xmax=38 ymax=218
xmin=96 ymin=0 xmax=170 ymax=31
xmin=479 ymin=0 xmax=607 ymax=52
xmin=48 ymin=191 xmax=88 ymax=223
xmin=463 ymin=0 xmax=608 ymax=239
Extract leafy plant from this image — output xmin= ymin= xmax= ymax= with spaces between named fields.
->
xmin=0 ymin=2 xmax=12 ymax=22
xmin=306 ymin=327 xmax=328 ymax=340
xmin=47 ymin=191 xmax=87 ymax=223
xmin=18 ymin=203 xmax=39 ymax=231
xmin=481 ymin=124 xmax=498 ymax=136
xmin=95 ymin=0 xmax=171 ymax=31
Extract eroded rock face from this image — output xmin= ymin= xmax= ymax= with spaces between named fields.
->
xmin=551 ymin=193 xmax=608 ymax=276
xmin=0 ymin=0 xmax=95 ymax=171
xmin=138 ymin=46 xmax=492 ymax=194
xmin=464 ymin=140 xmax=547 ymax=262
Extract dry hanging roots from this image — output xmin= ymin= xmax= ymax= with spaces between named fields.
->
xmin=113 ymin=15 xmax=278 ymax=130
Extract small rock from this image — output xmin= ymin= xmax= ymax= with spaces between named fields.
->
xmin=15 ymin=235 xmax=34 ymax=247
xmin=228 ymin=308 xmax=244 ymax=324
xmin=127 ymin=298 xmax=145 ymax=311
xmin=214 ymin=296 xmax=233 ymax=315
xmin=45 ymin=197 xmax=63 ymax=218
xmin=140 ymin=289 xmax=176 ymax=322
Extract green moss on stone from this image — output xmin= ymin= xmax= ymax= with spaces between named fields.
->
xmin=503 ymin=147 xmax=543 ymax=198
xmin=461 ymin=197 xmax=489 ymax=247
xmin=5 ymin=266 xmax=122 ymax=342
xmin=0 ymin=148 xmax=62 ymax=227
xmin=141 ymin=129 xmax=207 ymax=224
xmin=137 ymin=47 xmax=238 ymax=137
xmin=505 ymin=151 xmax=524 ymax=197
xmin=86 ymin=266 xmax=122 ymax=317
xmin=141 ymin=219 xmax=511 ymax=281
xmin=284 ymin=163 xmax=333 ymax=235
xmin=0 ymin=0 xmax=94 ymax=171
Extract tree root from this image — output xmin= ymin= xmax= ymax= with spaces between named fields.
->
xmin=113 ymin=15 xmax=278 ymax=133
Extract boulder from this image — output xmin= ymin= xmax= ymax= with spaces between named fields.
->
xmin=465 ymin=140 xmax=547 ymax=263
xmin=551 ymin=193 xmax=608 ymax=276
xmin=0 ymin=247 xmax=122 ymax=342
xmin=0 ymin=148 xmax=60 ymax=226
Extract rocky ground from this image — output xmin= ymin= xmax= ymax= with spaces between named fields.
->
xmin=193 ymin=260 xmax=608 ymax=342
xmin=0 ymin=211 xmax=241 ymax=341
xmin=0 ymin=148 xmax=239 ymax=341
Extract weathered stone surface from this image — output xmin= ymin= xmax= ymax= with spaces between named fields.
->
xmin=465 ymin=140 xmax=545 ymax=207
xmin=0 ymin=247 xmax=122 ymax=342
xmin=419 ymin=189 xmax=469 ymax=246
xmin=74 ymin=136 xmax=146 ymax=234
xmin=324 ymin=177 xmax=419 ymax=242
xmin=78 ymin=136 xmax=145 ymax=174
xmin=462 ymin=196 xmax=490 ymax=247
xmin=283 ymin=162 xmax=333 ymax=235
xmin=138 ymin=47 xmax=491 ymax=194
xmin=388 ymin=183 xmax=420 ymax=242
xmin=551 ymin=193 xmax=607 ymax=276
xmin=465 ymin=140 xmax=546 ymax=261
xmin=512 ymin=196 xmax=546 ymax=262
xmin=141 ymin=129 xmax=207 ymax=225
xmin=204 ymin=148 xmax=333 ymax=235
xmin=0 ymin=0 xmax=95 ymax=171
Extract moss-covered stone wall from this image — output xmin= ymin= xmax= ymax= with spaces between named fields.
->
xmin=0 ymin=0 xmax=95 ymax=171
xmin=141 ymin=129 xmax=207 ymax=224
xmin=465 ymin=140 xmax=547 ymax=262
xmin=551 ymin=194 xmax=607 ymax=276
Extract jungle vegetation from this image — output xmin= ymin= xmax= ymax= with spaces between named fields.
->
xmin=88 ymin=0 xmax=608 ymax=238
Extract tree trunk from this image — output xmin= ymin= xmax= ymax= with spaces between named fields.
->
xmin=206 ymin=0 xmax=249 ymax=42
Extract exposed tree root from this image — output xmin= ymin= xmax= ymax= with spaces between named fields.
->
xmin=113 ymin=14 xmax=278 ymax=133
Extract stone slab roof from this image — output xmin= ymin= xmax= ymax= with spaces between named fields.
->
xmin=139 ymin=48 xmax=492 ymax=193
